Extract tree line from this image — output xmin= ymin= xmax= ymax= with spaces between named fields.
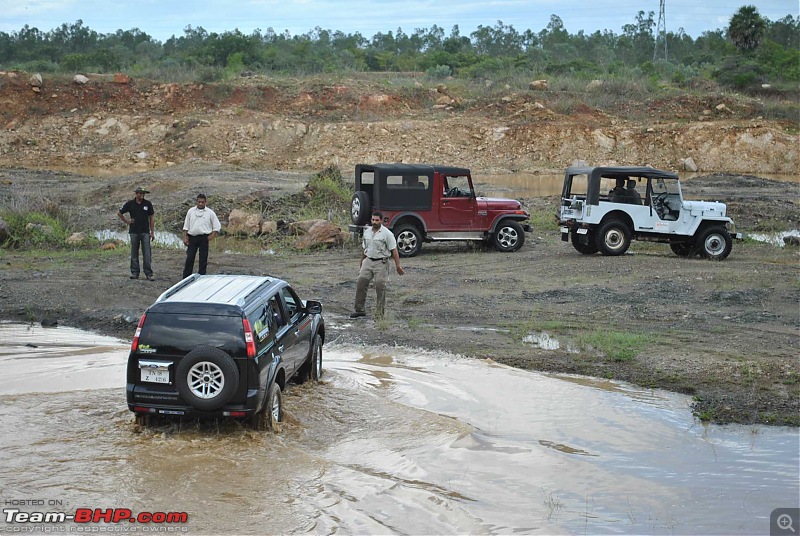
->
xmin=0 ymin=6 xmax=797 ymax=90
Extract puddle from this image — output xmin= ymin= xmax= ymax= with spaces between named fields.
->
xmin=523 ymin=331 xmax=580 ymax=352
xmin=747 ymin=230 xmax=800 ymax=247
xmin=0 ymin=323 xmax=797 ymax=535
xmin=523 ymin=331 xmax=561 ymax=350
xmin=95 ymin=229 xmax=184 ymax=248
xmin=222 ymin=248 xmax=276 ymax=255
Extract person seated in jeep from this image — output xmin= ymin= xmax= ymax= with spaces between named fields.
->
xmin=403 ymin=176 xmax=425 ymax=189
xmin=626 ymin=179 xmax=642 ymax=205
xmin=608 ymin=178 xmax=627 ymax=202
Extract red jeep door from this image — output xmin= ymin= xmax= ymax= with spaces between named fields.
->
xmin=439 ymin=175 xmax=476 ymax=227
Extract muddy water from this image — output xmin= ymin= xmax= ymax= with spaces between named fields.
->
xmin=0 ymin=323 xmax=797 ymax=535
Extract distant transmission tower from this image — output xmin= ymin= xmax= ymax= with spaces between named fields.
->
xmin=653 ymin=0 xmax=668 ymax=61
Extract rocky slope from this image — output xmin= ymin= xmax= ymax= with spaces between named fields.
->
xmin=0 ymin=72 xmax=796 ymax=176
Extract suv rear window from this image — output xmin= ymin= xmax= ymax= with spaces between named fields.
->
xmin=138 ymin=312 xmax=246 ymax=355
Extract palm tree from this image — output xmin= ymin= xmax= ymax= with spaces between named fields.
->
xmin=727 ymin=5 xmax=767 ymax=52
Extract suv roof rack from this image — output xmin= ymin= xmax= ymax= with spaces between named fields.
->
xmin=156 ymin=274 xmax=278 ymax=308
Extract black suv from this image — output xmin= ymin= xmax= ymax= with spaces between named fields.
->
xmin=126 ymin=274 xmax=325 ymax=430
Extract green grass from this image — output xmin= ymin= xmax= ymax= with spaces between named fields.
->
xmin=578 ymin=330 xmax=650 ymax=362
xmin=406 ymin=316 xmax=422 ymax=330
xmin=0 ymin=211 xmax=74 ymax=248
xmin=528 ymin=208 xmax=557 ymax=232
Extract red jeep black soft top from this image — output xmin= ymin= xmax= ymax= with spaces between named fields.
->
xmin=350 ymin=163 xmax=531 ymax=257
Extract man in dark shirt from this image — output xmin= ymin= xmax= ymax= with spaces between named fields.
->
xmin=608 ymin=178 xmax=627 ymax=202
xmin=626 ymin=179 xmax=643 ymax=205
xmin=118 ymin=186 xmax=155 ymax=280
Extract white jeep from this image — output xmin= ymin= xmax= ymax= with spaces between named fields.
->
xmin=558 ymin=166 xmax=742 ymax=260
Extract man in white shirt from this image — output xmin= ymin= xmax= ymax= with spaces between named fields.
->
xmin=351 ymin=211 xmax=405 ymax=319
xmin=182 ymin=193 xmax=222 ymax=278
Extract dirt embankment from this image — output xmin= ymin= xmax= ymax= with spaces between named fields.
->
xmin=0 ymin=75 xmax=798 ymax=426
xmin=0 ymin=73 xmax=796 ymax=175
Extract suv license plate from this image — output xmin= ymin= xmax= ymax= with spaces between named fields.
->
xmin=141 ymin=369 xmax=169 ymax=384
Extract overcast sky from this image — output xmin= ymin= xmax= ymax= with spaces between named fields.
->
xmin=1 ymin=0 xmax=795 ymax=41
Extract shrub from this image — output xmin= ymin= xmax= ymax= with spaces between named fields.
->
xmin=0 ymin=211 xmax=73 ymax=248
xmin=260 ymin=165 xmax=352 ymax=226
xmin=713 ymin=57 xmax=766 ymax=90
xmin=425 ymin=64 xmax=452 ymax=80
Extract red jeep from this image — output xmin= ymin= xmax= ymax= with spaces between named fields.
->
xmin=348 ymin=163 xmax=531 ymax=257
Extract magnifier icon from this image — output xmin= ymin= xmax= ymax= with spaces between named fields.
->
xmin=778 ymin=514 xmax=796 ymax=533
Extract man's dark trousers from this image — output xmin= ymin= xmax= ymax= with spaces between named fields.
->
xmin=130 ymin=233 xmax=153 ymax=278
xmin=183 ymin=234 xmax=209 ymax=278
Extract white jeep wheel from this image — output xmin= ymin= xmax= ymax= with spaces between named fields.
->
xmin=596 ymin=219 xmax=631 ymax=256
xmin=697 ymin=226 xmax=732 ymax=260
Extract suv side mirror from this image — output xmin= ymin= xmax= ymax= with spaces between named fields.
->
xmin=304 ymin=300 xmax=323 ymax=315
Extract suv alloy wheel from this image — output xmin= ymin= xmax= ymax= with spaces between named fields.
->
xmin=176 ymin=346 xmax=239 ymax=411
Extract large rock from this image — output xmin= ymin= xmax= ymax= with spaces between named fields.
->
xmin=30 ymin=73 xmax=43 ymax=87
xmin=73 ymin=74 xmax=89 ymax=85
xmin=783 ymin=235 xmax=800 ymax=247
xmin=288 ymin=219 xmax=325 ymax=235
xmin=683 ymin=157 xmax=698 ymax=172
xmin=528 ymin=80 xmax=548 ymax=91
xmin=227 ymin=208 xmax=263 ymax=236
xmin=66 ymin=232 xmax=89 ymax=245
xmin=25 ymin=222 xmax=54 ymax=235
xmin=294 ymin=220 xmax=347 ymax=249
xmin=261 ymin=220 xmax=278 ymax=235
xmin=586 ymin=79 xmax=604 ymax=91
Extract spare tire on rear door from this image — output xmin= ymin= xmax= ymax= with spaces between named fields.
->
xmin=350 ymin=191 xmax=371 ymax=226
xmin=176 ymin=346 xmax=239 ymax=411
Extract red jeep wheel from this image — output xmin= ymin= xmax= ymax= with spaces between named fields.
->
xmin=493 ymin=221 xmax=525 ymax=252
xmin=394 ymin=224 xmax=422 ymax=257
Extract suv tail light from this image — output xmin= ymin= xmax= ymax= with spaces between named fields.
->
xmin=242 ymin=318 xmax=256 ymax=358
xmin=131 ymin=314 xmax=146 ymax=352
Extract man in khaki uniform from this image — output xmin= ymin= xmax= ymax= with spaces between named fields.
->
xmin=351 ymin=211 xmax=405 ymax=319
